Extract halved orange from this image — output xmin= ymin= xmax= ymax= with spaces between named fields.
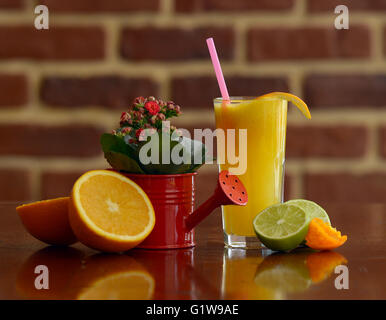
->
xmin=16 ymin=197 xmax=77 ymax=246
xmin=68 ymin=170 xmax=155 ymax=252
xmin=256 ymin=92 xmax=311 ymax=119
xmin=305 ymin=218 xmax=347 ymax=251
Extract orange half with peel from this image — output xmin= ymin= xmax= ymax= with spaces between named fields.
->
xmin=69 ymin=170 xmax=155 ymax=253
xmin=256 ymin=92 xmax=311 ymax=119
xmin=16 ymin=197 xmax=77 ymax=246
xmin=305 ymin=218 xmax=347 ymax=251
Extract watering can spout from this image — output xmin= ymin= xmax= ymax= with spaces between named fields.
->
xmin=184 ymin=171 xmax=248 ymax=232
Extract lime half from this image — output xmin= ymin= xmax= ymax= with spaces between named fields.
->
xmin=286 ymin=199 xmax=330 ymax=225
xmin=253 ymin=204 xmax=310 ymax=252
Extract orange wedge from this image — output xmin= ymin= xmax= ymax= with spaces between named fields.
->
xmin=68 ymin=170 xmax=155 ymax=252
xmin=305 ymin=218 xmax=347 ymax=251
xmin=16 ymin=197 xmax=77 ymax=246
xmin=256 ymin=92 xmax=311 ymax=119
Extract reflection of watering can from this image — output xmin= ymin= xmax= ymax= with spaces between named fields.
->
xmin=133 ymin=249 xmax=220 ymax=299
xmin=119 ymin=170 xmax=248 ymax=249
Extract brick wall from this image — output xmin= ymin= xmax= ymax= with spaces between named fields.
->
xmin=0 ymin=0 xmax=386 ymax=206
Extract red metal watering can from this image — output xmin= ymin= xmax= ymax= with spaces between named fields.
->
xmin=120 ymin=170 xmax=248 ymax=249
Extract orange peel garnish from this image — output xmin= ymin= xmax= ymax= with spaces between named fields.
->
xmin=256 ymin=92 xmax=311 ymax=119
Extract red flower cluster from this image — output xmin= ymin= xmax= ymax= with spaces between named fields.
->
xmin=144 ymin=101 xmax=160 ymax=115
xmin=114 ymin=96 xmax=182 ymax=143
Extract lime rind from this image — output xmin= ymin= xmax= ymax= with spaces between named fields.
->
xmin=286 ymin=199 xmax=330 ymax=225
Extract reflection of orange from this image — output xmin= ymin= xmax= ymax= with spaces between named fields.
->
xmin=70 ymin=254 xmax=154 ymax=300
xmin=16 ymin=247 xmax=85 ymax=299
xmin=16 ymin=197 xmax=77 ymax=246
xmin=69 ymin=170 xmax=155 ymax=252
xmin=305 ymin=218 xmax=347 ymax=250
xmin=306 ymin=251 xmax=348 ymax=283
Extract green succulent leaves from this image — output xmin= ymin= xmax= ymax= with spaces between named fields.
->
xmin=101 ymin=133 xmax=207 ymax=175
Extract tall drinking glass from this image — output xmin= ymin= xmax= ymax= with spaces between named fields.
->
xmin=214 ymin=96 xmax=287 ymax=248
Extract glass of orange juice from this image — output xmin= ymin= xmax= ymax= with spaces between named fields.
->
xmin=214 ymin=96 xmax=288 ymax=248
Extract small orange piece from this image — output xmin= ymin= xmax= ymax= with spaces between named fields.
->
xmin=16 ymin=197 xmax=77 ymax=246
xmin=68 ymin=170 xmax=155 ymax=252
xmin=305 ymin=218 xmax=347 ymax=251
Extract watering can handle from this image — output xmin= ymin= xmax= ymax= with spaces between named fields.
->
xmin=184 ymin=170 xmax=248 ymax=232
xmin=184 ymin=194 xmax=219 ymax=232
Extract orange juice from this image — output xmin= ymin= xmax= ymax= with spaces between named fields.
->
xmin=214 ymin=97 xmax=287 ymax=247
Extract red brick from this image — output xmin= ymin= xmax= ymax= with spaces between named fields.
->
xmin=121 ymin=27 xmax=234 ymax=61
xmin=0 ymin=26 xmax=104 ymax=60
xmin=0 ymin=0 xmax=23 ymax=9
xmin=0 ymin=74 xmax=28 ymax=107
xmin=384 ymin=27 xmax=386 ymax=56
xmin=40 ymin=0 xmax=159 ymax=13
xmin=171 ymin=76 xmax=288 ymax=109
xmin=304 ymin=74 xmax=386 ymax=108
xmin=175 ymin=0 xmax=294 ymax=12
xmin=287 ymin=125 xmax=367 ymax=158
xmin=247 ymin=26 xmax=370 ymax=61
xmin=378 ymin=127 xmax=386 ymax=158
xmin=0 ymin=169 xmax=31 ymax=201
xmin=305 ymin=173 xmax=386 ymax=203
xmin=308 ymin=0 xmax=386 ymax=12
xmin=41 ymin=76 xmax=158 ymax=109
xmin=41 ymin=171 xmax=85 ymax=199
xmin=0 ymin=124 xmax=103 ymax=157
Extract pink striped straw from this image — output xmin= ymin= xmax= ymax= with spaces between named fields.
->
xmin=206 ymin=37 xmax=230 ymax=101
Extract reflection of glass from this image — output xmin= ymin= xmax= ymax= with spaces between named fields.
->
xmin=214 ymin=97 xmax=287 ymax=248
xmin=222 ymin=248 xmax=348 ymax=299
xmin=221 ymin=249 xmax=282 ymax=300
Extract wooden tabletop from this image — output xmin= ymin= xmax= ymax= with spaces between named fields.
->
xmin=1 ymin=202 xmax=385 ymax=300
